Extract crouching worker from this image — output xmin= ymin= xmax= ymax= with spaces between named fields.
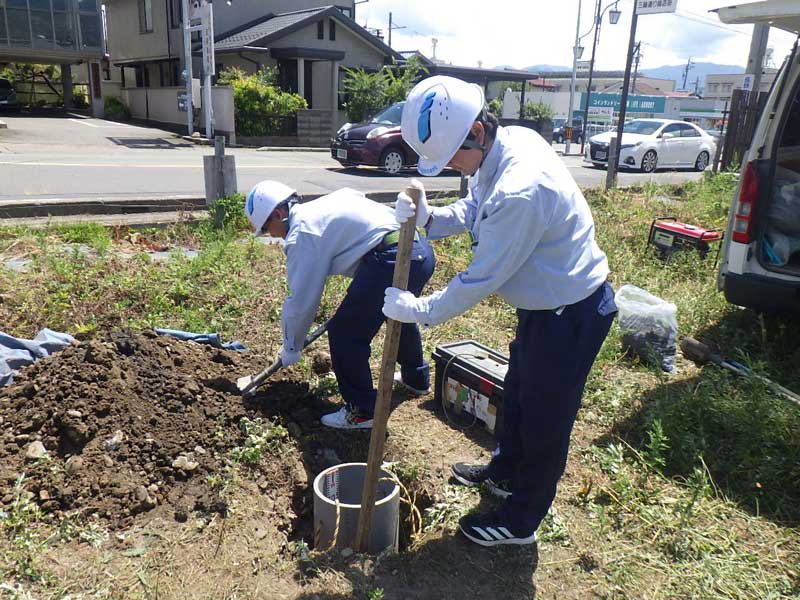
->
xmin=245 ymin=181 xmax=435 ymax=430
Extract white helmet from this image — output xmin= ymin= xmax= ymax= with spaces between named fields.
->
xmin=245 ymin=180 xmax=296 ymax=235
xmin=401 ymin=75 xmax=485 ymax=177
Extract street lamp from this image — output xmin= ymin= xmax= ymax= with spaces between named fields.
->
xmin=579 ymin=0 xmax=621 ymax=155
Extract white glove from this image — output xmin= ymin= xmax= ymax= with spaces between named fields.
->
xmin=382 ymin=287 xmax=426 ymax=323
xmin=395 ymin=189 xmax=431 ymax=228
xmin=279 ymin=347 xmax=301 ymax=367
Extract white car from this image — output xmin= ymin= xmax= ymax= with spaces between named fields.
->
xmin=585 ymin=119 xmax=717 ymax=173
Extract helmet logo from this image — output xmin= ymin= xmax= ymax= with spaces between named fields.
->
xmin=417 ymin=90 xmax=436 ymax=143
xmin=246 ymin=192 xmax=255 ymax=215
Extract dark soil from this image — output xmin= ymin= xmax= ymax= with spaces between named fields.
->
xmin=0 ymin=331 xmax=326 ymax=531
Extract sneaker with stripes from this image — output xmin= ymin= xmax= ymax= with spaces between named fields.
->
xmin=458 ymin=512 xmax=536 ymax=547
xmin=451 ymin=462 xmax=512 ymax=499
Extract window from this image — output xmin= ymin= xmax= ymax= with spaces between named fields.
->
xmin=336 ymin=6 xmax=351 ymax=18
xmin=661 ymin=123 xmax=682 ymax=136
xmin=679 ymin=123 xmax=700 ymax=137
xmin=30 ymin=5 xmax=54 ymax=48
xmin=329 ymin=19 xmax=335 ymax=41
xmin=138 ymin=0 xmax=152 ymax=33
xmin=0 ymin=1 xmax=6 ymax=43
xmin=79 ymin=0 xmax=100 ymax=48
xmin=6 ymin=0 xmax=31 ymax=46
xmin=54 ymin=7 xmax=76 ymax=49
xmin=79 ymin=14 xmax=100 ymax=46
xmin=170 ymin=0 xmax=181 ymax=29
xmin=317 ymin=20 xmax=323 ymax=39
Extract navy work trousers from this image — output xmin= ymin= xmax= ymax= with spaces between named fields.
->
xmin=488 ymin=281 xmax=617 ymax=534
xmin=328 ymin=237 xmax=435 ymax=417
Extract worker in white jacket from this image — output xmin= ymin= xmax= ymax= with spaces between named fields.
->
xmin=383 ymin=76 xmax=617 ymax=547
xmin=245 ymin=181 xmax=435 ymax=430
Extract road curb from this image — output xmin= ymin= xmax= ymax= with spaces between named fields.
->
xmin=0 ymin=196 xmax=206 ymax=219
xmin=1 ymin=210 xmax=209 ymax=230
xmin=256 ymin=146 xmax=329 ymax=152
xmin=0 ymin=188 xmax=462 ymax=221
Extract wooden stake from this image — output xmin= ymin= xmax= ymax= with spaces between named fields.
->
xmin=353 ymin=181 xmax=421 ymax=552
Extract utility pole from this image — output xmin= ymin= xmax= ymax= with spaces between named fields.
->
xmin=631 ymin=42 xmax=642 ymax=94
xmin=693 ymin=76 xmax=701 ymax=96
xmin=387 ymin=12 xmax=405 ymax=49
xmin=681 ymin=57 xmax=694 ymax=90
xmin=580 ymin=0 xmax=603 ymax=156
xmin=747 ymin=23 xmax=770 ymax=100
xmin=607 ymin=3 xmax=638 ymax=189
xmin=181 ymin=0 xmax=194 ymax=135
xmin=566 ymin=0 xmax=582 ymax=156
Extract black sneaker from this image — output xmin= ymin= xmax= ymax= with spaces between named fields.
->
xmin=451 ymin=463 xmax=512 ymax=499
xmin=459 ymin=511 xmax=536 ymax=547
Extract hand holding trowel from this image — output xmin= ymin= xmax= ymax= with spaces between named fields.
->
xmin=236 ymin=321 xmax=329 ymax=397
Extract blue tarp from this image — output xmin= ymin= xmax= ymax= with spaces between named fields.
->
xmin=0 ymin=329 xmax=77 ymax=387
xmin=154 ymin=329 xmax=248 ymax=352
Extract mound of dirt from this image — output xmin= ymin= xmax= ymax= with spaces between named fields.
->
xmin=0 ymin=330 xmax=311 ymax=530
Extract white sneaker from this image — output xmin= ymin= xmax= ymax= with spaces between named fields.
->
xmin=393 ymin=372 xmax=429 ymax=396
xmin=320 ymin=406 xmax=373 ymax=430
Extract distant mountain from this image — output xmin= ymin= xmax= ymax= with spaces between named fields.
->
xmin=494 ymin=62 xmax=747 ymax=90
xmin=524 ymin=64 xmax=572 ymax=73
xmin=642 ymin=62 xmax=744 ymax=90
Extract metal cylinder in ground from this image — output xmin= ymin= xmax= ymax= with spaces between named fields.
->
xmin=313 ymin=462 xmax=400 ymax=554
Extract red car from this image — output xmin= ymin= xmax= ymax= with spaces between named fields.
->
xmin=330 ymin=102 xmax=418 ymax=174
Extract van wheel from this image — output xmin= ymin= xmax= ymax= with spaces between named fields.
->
xmin=555 ymin=134 xmax=564 ymax=144
xmin=640 ymin=150 xmax=658 ymax=173
xmin=694 ymin=151 xmax=710 ymax=172
xmin=380 ymin=147 xmax=404 ymax=174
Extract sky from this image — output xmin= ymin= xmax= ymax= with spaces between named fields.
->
xmin=356 ymin=0 xmax=798 ymax=72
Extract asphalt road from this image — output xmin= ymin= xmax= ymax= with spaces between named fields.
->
xmin=0 ymin=113 xmax=705 ymax=203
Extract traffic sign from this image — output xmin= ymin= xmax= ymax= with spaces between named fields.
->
xmin=635 ymin=0 xmax=677 ymax=15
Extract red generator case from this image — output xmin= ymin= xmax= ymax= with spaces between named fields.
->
xmin=647 ymin=217 xmax=723 ymax=262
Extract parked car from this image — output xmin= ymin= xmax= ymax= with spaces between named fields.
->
xmin=330 ymin=102 xmax=417 ymax=174
xmin=585 ymin=118 xmax=717 ymax=173
xmin=716 ymin=0 xmax=800 ymax=313
xmin=553 ymin=118 xmax=584 ymax=144
xmin=0 ymin=78 xmax=20 ymax=112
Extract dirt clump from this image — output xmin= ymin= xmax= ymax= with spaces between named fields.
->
xmin=0 ymin=330 xmax=308 ymax=530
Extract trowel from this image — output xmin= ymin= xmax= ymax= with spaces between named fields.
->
xmin=237 ymin=321 xmax=329 ymax=397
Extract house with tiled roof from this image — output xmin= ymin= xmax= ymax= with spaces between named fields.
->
xmin=102 ymin=1 xmax=401 ymax=142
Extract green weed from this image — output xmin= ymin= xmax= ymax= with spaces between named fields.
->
xmin=230 ymin=417 xmax=290 ymax=466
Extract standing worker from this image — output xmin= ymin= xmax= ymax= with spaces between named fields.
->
xmin=383 ymin=76 xmax=617 ymax=546
xmin=245 ymin=181 xmax=435 ymax=429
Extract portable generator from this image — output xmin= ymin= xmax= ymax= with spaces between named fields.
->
xmin=647 ymin=216 xmax=723 ymax=263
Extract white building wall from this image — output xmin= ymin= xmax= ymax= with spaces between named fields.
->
xmin=106 ymin=0 xmax=182 ymax=64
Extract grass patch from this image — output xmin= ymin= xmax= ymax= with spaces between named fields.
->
xmin=0 ymin=172 xmax=798 ymax=598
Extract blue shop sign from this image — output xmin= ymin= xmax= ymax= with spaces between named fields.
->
xmin=580 ymin=92 xmax=666 ymax=114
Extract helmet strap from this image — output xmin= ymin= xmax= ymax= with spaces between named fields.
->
xmin=460 ymin=137 xmax=488 ymax=167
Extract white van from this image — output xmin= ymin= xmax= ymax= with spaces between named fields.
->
xmin=716 ymin=1 xmax=800 ymax=313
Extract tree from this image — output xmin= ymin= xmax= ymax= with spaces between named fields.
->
xmin=521 ymin=101 xmax=554 ymax=121
xmin=342 ymin=56 xmax=429 ymax=123
xmin=217 ymin=67 xmax=307 ymax=137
